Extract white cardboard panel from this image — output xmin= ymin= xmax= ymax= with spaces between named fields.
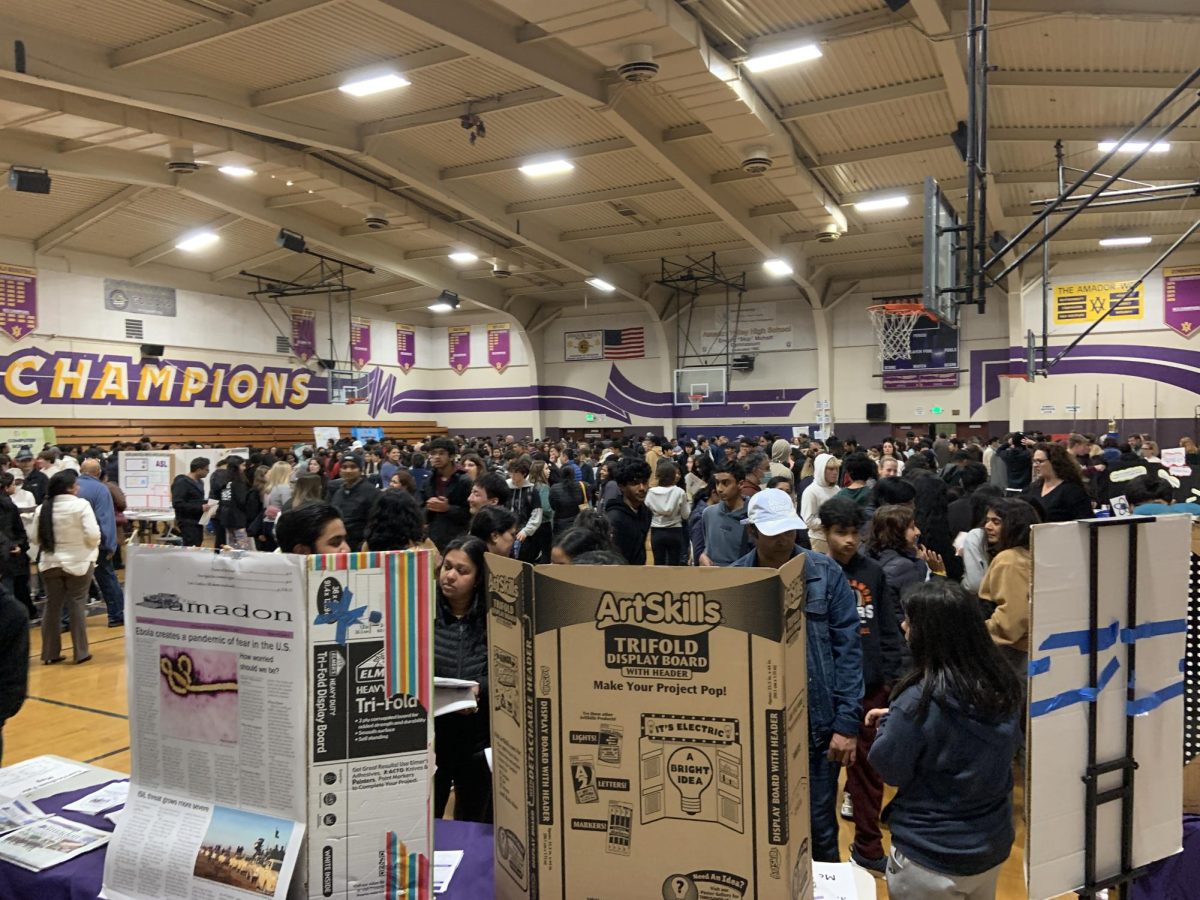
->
xmin=1027 ymin=517 xmax=1188 ymax=899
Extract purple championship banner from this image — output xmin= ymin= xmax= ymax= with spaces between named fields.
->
xmin=0 ymin=264 xmax=37 ymax=341
xmin=449 ymin=325 xmax=471 ymax=374
xmin=487 ymin=323 xmax=510 ymax=373
xmin=396 ymin=324 xmax=416 ymax=372
xmin=350 ymin=316 xmax=371 ymax=370
xmin=878 ymin=294 xmax=960 ymax=390
xmin=290 ymin=308 xmax=315 ymax=361
xmin=1165 ymin=266 xmax=1200 ymax=339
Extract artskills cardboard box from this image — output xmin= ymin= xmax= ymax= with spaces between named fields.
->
xmin=487 ymin=555 xmax=812 ymax=900
xmin=306 ymin=550 xmax=435 ymax=900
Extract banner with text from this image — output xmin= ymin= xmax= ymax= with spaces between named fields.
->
xmin=1165 ymin=266 xmax=1200 ymax=339
xmin=350 ymin=317 xmax=370 ymax=370
xmin=699 ymin=302 xmax=794 ymax=353
xmin=290 ymin=308 xmax=315 ymax=361
xmin=395 ymin=324 xmax=415 ymax=372
xmin=1053 ymin=280 xmax=1143 ymax=325
xmin=487 ymin=323 xmax=510 ymax=373
xmin=0 ymin=264 xmax=37 ymax=341
xmin=449 ymin=326 xmax=471 ymax=374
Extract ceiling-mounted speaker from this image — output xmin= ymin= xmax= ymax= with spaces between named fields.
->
xmin=317 ymin=358 xmax=336 ymax=370
xmin=866 ymin=403 xmax=888 ymax=422
xmin=884 ymin=0 xmax=910 ymax=10
xmin=140 ymin=343 xmax=165 ymax=358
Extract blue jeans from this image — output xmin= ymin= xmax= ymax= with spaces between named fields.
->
xmin=94 ymin=553 xmax=124 ymax=624
xmin=809 ymin=733 xmax=842 ymax=862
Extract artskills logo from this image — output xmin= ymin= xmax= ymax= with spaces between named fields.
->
xmin=594 ymin=592 xmax=722 ymax=636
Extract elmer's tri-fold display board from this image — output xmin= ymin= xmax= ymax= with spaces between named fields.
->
xmin=487 ymin=554 xmax=813 ymax=900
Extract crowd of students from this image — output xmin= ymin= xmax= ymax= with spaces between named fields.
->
xmin=4 ymin=426 xmax=1193 ymax=897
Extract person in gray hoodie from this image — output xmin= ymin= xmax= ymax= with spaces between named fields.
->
xmin=800 ymin=451 xmax=841 ymax=554
xmin=768 ymin=438 xmax=795 ymax=484
xmin=645 ymin=458 xmax=691 ymax=565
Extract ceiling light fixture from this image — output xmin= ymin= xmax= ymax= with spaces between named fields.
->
xmin=1098 ymin=236 xmax=1153 ymax=247
xmin=1097 ymin=140 xmax=1170 ymax=154
xmin=276 ymin=228 xmax=306 ymax=253
xmin=744 ymin=43 xmax=822 ymax=74
xmin=763 ymin=258 xmax=794 ymax=277
xmin=448 ymin=251 xmax=479 ymax=264
xmin=428 ymin=289 xmax=460 ymax=313
xmin=7 ymin=166 xmax=51 ymax=194
xmin=586 ymin=277 xmax=616 ymax=292
xmin=853 ymin=195 xmax=909 ymax=212
xmin=175 ymin=230 xmax=220 ymax=252
xmin=218 ymin=165 xmax=255 ymax=177
xmin=519 ymin=158 xmax=575 ymax=177
xmin=338 ymin=72 xmax=410 ymax=97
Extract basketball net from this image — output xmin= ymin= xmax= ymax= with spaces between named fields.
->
xmin=688 ymin=394 xmax=704 ymax=412
xmin=868 ymin=304 xmax=929 ymax=361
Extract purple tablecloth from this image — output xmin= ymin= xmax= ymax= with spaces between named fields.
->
xmin=0 ymin=784 xmax=494 ymax=900
xmin=1131 ymin=814 xmax=1200 ymax=900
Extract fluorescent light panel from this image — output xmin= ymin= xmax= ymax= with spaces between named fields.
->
xmin=763 ymin=258 xmax=793 ymax=277
xmin=519 ymin=159 xmax=575 ymax=177
xmin=428 ymin=302 xmax=454 ymax=312
xmin=854 ymin=195 xmax=909 ymax=212
xmin=174 ymin=230 xmax=220 ymax=252
xmin=1097 ymin=140 xmax=1170 ymax=154
xmin=448 ymin=251 xmax=479 ymax=264
xmin=338 ymin=72 xmax=410 ymax=97
xmin=1098 ymin=236 xmax=1153 ymax=247
xmin=744 ymin=43 xmax=822 ymax=73
xmin=586 ymin=277 xmax=616 ymax=292
xmin=217 ymin=165 xmax=255 ymax=177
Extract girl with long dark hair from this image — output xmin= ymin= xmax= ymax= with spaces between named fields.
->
xmin=433 ymin=536 xmax=491 ymax=822
xmin=216 ymin=456 xmax=252 ymax=551
xmin=979 ymin=498 xmax=1041 ymax=671
xmin=867 ymin=580 xmax=1023 ymax=899
xmin=33 ymin=470 xmax=99 ymax=664
xmin=364 ymin=489 xmax=426 ymax=552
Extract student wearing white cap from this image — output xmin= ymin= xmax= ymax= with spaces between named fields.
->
xmin=731 ymin=488 xmax=863 ymax=864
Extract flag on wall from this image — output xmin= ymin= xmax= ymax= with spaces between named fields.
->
xmin=350 ymin=316 xmax=371 ymax=370
xmin=603 ymin=327 xmax=644 ymax=359
xmin=449 ymin=325 xmax=471 ymax=374
xmin=396 ymin=324 xmax=415 ymax=372
xmin=290 ymin=308 xmax=315 ymax=361
xmin=487 ymin=323 xmax=510 ymax=373
xmin=0 ymin=264 xmax=37 ymax=341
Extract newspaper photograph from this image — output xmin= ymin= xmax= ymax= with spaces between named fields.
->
xmin=120 ymin=547 xmax=308 ymax=822
xmin=0 ymin=815 xmax=110 ymax=871
xmin=102 ymin=788 xmax=304 ymax=900
xmin=0 ymin=798 xmax=46 ymax=835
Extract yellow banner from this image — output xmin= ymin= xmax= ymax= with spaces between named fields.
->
xmin=1053 ymin=280 xmax=1143 ymax=325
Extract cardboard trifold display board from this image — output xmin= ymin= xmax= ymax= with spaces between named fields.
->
xmin=1026 ymin=516 xmax=1189 ymax=899
xmin=103 ymin=546 xmax=434 ymax=900
xmin=487 ymin=554 xmax=813 ymax=900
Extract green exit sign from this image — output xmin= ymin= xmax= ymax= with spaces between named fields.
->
xmin=585 ymin=413 xmax=596 ymax=422
xmin=931 ymin=406 xmax=944 ymax=415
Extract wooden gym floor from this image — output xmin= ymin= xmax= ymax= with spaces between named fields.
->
xmin=8 ymin=615 xmax=1058 ymax=899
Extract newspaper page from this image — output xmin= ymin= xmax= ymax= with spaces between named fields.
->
xmin=0 ymin=756 xmax=87 ymax=797
xmin=0 ymin=815 xmax=110 ymax=871
xmin=104 ymin=547 xmax=308 ymax=900
xmin=103 ymin=788 xmax=303 ymax=900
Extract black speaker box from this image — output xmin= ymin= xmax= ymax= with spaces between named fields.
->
xmin=866 ymin=403 xmax=888 ymax=422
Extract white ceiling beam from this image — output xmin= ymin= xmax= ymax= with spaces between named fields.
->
xmin=994 ymin=168 xmax=1200 ymax=185
xmin=662 ymin=124 xmax=711 ymax=144
xmin=33 ymin=184 xmax=153 ymax=253
xmin=954 ymin=0 xmax=1200 ymax=17
xmin=156 ymin=0 xmax=232 ymax=21
xmin=559 ymin=214 xmax=724 ymax=243
xmin=129 ymin=212 xmax=240 ymax=267
xmin=813 ymin=135 xmax=955 ymax=168
xmin=340 ymin=221 xmax=428 ymax=237
xmin=749 ymin=201 xmax=798 ymax=218
xmin=250 ymin=45 xmax=467 ymax=108
xmin=348 ymin=280 xmax=423 ymax=301
xmin=205 ymin=0 xmax=256 ymax=15
xmin=990 ymin=70 xmax=1191 ymax=90
xmin=361 ymin=86 xmax=558 ymax=137
xmin=439 ymin=138 xmax=633 ymax=181
xmin=506 ymin=180 xmax=681 ymax=214
xmin=991 ymin=127 xmax=1200 ymax=143
xmin=779 ymin=78 xmax=947 ymax=120
xmin=386 ymin=294 xmax=445 ymax=313
xmin=265 ymin=191 xmax=328 ymax=208
xmin=211 ymin=248 xmax=292 ymax=280
xmin=604 ymin=241 xmax=752 ymax=264
xmin=110 ymin=0 xmax=334 ymax=68
xmin=526 ymin=308 xmax=562 ymax=335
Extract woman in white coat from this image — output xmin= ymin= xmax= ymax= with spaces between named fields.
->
xmin=800 ymin=452 xmax=842 ymax=555
xmin=33 ymin=470 xmax=100 ymax=664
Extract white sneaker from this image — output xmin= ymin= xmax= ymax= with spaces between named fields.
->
xmin=840 ymin=792 xmax=854 ymax=820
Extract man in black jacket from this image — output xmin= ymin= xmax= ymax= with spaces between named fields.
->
xmin=172 ymin=456 xmax=210 ymax=547
xmin=421 ymin=438 xmax=472 ymax=553
xmin=0 ymin=587 xmax=28 ymax=763
xmin=604 ymin=458 xmax=651 ymax=564
xmin=819 ymin=497 xmax=904 ymax=874
xmin=995 ymin=433 xmax=1033 ymax=490
xmin=325 ymin=455 xmax=377 ymax=550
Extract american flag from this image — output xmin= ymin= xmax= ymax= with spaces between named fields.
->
xmin=603 ymin=328 xmax=644 ymax=359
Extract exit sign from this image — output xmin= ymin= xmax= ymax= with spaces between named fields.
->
xmin=585 ymin=413 xmax=596 ymax=422
xmin=931 ymin=406 xmax=944 ymax=415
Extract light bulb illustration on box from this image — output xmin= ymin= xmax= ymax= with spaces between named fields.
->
xmin=667 ymin=746 xmax=713 ymax=815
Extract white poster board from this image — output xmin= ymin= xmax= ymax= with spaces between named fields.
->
xmin=313 ymin=427 xmax=341 ymax=448
xmin=120 ymin=448 xmax=248 ymax=521
xmin=0 ymin=426 xmax=56 ymax=457
xmin=1026 ymin=516 xmax=1188 ymax=899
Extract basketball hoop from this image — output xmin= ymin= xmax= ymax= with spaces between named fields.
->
xmin=868 ymin=303 xmax=937 ymax=361
xmin=688 ymin=393 xmax=705 ymax=412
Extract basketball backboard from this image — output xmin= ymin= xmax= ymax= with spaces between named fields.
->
xmin=923 ymin=176 xmax=962 ymax=327
xmin=674 ymin=367 xmax=727 ymax=406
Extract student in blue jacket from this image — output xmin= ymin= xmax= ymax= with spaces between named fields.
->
xmin=866 ymin=579 xmax=1022 ymax=899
